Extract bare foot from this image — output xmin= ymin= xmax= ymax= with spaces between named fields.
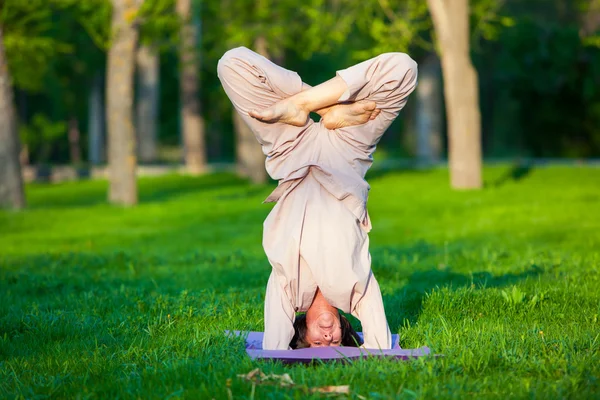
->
xmin=320 ymin=100 xmax=381 ymax=130
xmin=249 ymin=99 xmax=309 ymax=126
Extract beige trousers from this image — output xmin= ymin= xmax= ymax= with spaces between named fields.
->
xmin=217 ymin=47 xmax=418 ymax=350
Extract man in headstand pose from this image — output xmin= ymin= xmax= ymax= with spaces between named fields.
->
xmin=217 ymin=47 xmax=417 ymax=350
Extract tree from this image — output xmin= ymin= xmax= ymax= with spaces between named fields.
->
xmin=0 ymin=25 xmax=25 ymax=209
xmin=233 ymin=36 xmax=269 ymax=184
xmin=580 ymin=0 xmax=600 ymax=39
xmin=0 ymin=0 xmax=60 ymax=208
xmin=414 ymin=53 xmax=443 ymax=165
xmin=88 ymin=73 xmax=105 ymax=164
xmin=2 ymin=0 xmax=111 ymax=170
xmin=68 ymin=116 xmax=82 ymax=164
xmin=73 ymin=0 xmax=111 ymax=166
xmin=353 ymin=0 xmax=514 ymax=187
xmin=1 ymin=0 xmax=73 ymax=205
xmin=176 ymin=0 xmax=206 ymax=174
xmin=426 ymin=0 xmax=482 ymax=189
xmin=134 ymin=0 xmax=180 ymax=165
xmin=45 ymin=3 xmax=103 ymax=167
xmin=106 ymin=0 xmax=143 ymax=205
xmin=136 ymin=44 xmax=160 ymax=163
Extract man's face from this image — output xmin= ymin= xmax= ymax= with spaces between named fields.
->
xmin=305 ymin=310 xmax=342 ymax=347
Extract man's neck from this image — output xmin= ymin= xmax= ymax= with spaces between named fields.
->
xmin=307 ymin=288 xmax=337 ymax=316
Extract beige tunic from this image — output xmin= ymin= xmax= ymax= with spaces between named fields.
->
xmin=217 ymin=47 xmax=418 ymax=350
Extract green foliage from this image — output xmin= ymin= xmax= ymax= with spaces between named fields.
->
xmin=353 ymin=0 xmax=432 ymax=59
xmin=138 ymin=0 xmax=180 ymax=51
xmin=1 ymin=0 xmax=110 ymax=91
xmin=19 ymin=114 xmax=67 ymax=163
xmin=1 ymin=0 xmax=72 ymax=91
xmin=471 ymin=0 xmax=514 ymax=41
xmin=3 ymin=0 xmax=600 ymax=163
xmin=292 ymin=0 xmax=359 ymax=59
xmin=583 ymin=34 xmax=600 ymax=48
xmin=203 ymin=0 xmax=358 ymax=62
xmin=577 ymin=0 xmax=600 ymax=48
xmin=204 ymin=0 xmax=288 ymax=59
xmin=1 ymin=0 xmax=110 ymax=163
xmin=71 ymin=0 xmax=111 ymax=50
xmin=477 ymin=12 xmax=600 ymax=157
xmin=0 ymin=166 xmax=599 ymax=397
xmin=351 ymin=0 xmax=514 ymax=59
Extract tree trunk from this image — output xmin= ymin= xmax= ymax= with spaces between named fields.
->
xmin=207 ymin=105 xmax=222 ymax=160
xmin=136 ymin=44 xmax=159 ymax=163
xmin=68 ymin=116 xmax=82 ymax=164
xmin=426 ymin=0 xmax=482 ymax=189
xmin=16 ymin=90 xmax=29 ymax=166
xmin=88 ymin=73 xmax=105 ymax=164
xmin=581 ymin=0 xmax=600 ymax=37
xmin=415 ymin=53 xmax=443 ymax=165
xmin=0 ymin=25 xmax=25 ymax=209
xmin=233 ymin=36 xmax=268 ymax=184
xmin=106 ymin=0 xmax=142 ymax=205
xmin=19 ymin=145 xmax=29 ymax=166
xmin=177 ymin=0 xmax=206 ymax=174
xmin=234 ymin=111 xmax=267 ymax=183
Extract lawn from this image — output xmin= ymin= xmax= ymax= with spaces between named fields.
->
xmin=1 ymin=165 xmax=599 ymax=399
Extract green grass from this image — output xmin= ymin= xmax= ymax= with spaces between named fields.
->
xmin=1 ymin=165 xmax=599 ymax=399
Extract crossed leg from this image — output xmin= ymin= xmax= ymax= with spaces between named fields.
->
xmin=217 ymin=47 xmax=386 ymax=149
xmin=319 ymin=99 xmax=381 ymax=130
xmin=217 ymin=47 xmax=310 ymax=152
xmin=247 ymin=74 xmax=378 ymax=127
xmin=249 ymin=50 xmax=418 ymax=153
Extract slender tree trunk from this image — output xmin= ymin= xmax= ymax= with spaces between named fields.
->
xmin=234 ymin=36 xmax=268 ymax=184
xmin=402 ymin=99 xmax=416 ymax=157
xmin=88 ymin=73 xmax=105 ymax=164
xmin=581 ymin=0 xmax=600 ymax=37
xmin=68 ymin=116 xmax=82 ymax=164
xmin=19 ymin=145 xmax=29 ymax=166
xmin=415 ymin=53 xmax=443 ymax=165
xmin=234 ymin=111 xmax=267 ymax=183
xmin=207 ymin=106 xmax=222 ymax=160
xmin=106 ymin=0 xmax=142 ymax=205
xmin=16 ymin=90 xmax=29 ymax=166
xmin=136 ymin=44 xmax=159 ymax=163
xmin=177 ymin=0 xmax=206 ymax=174
xmin=427 ymin=0 xmax=482 ymax=189
xmin=0 ymin=25 xmax=25 ymax=209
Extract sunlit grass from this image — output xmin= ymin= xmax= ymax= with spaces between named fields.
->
xmin=1 ymin=165 xmax=599 ymax=398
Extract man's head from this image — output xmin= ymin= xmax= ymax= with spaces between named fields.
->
xmin=289 ymin=311 xmax=363 ymax=349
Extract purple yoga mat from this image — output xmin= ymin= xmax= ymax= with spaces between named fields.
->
xmin=227 ymin=331 xmax=431 ymax=363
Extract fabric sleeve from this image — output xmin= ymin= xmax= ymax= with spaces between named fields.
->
xmin=262 ymin=271 xmax=296 ymax=350
xmin=351 ymin=273 xmax=392 ymax=350
xmin=334 ymin=52 xmax=418 ymax=151
xmin=217 ymin=47 xmax=311 ymax=152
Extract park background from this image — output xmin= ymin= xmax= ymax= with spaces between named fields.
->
xmin=1 ymin=0 xmax=599 ymax=398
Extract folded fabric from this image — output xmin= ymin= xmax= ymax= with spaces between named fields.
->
xmin=226 ymin=331 xmax=431 ymax=363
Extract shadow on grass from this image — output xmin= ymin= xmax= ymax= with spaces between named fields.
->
xmin=138 ymin=173 xmax=259 ymax=203
xmin=0 ymin=250 xmax=270 ymax=299
xmin=382 ymin=262 xmax=544 ymax=331
xmin=26 ymin=172 xmax=256 ymax=209
xmin=487 ymin=162 xmax=533 ymax=188
xmin=26 ymin=165 xmax=438 ymax=210
xmin=365 ymin=165 xmax=433 ymax=182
